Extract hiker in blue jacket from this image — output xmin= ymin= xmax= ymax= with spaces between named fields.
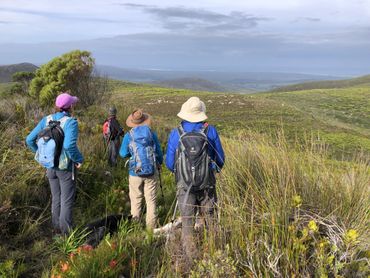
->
xmin=120 ymin=109 xmax=163 ymax=229
xmin=165 ymin=96 xmax=225 ymax=259
xmin=26 ymin=92 xmax=83 ymax=236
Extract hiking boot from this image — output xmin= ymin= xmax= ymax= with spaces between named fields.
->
xmin=194 ymin=216 xmax=205 ymax=231
xmin=52 ymin=228 xmax=62 ymax=236
xmin=53 ymin=234 xmax=63 ymax=241
xmin=131 ymin=216 xmax=145 ymax=229
xmin=51 ymin=227 xmax=63 ymax=240
xmin=104 ymin=171 xmax=112 ymax=176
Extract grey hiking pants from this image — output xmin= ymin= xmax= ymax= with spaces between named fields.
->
xmin=177 ymin=184 xmax=217 ymax=257
xmin=107 ymin=137 xmax=120 ymax=167
xmin=46 ymin=169 xmax=76 ymax=235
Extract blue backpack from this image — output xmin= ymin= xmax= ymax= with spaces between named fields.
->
xmin=128 ymin=125 xmax=156 ymax=176
xmin=35 ymin=115 xmax=70 ymax=169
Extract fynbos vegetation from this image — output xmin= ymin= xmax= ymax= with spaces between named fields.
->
xmin=0 ymin=53 xmax=369 ymax=277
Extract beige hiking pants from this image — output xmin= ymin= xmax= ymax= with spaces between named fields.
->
xmin=129 ymin=173 xmax=158 ymax=229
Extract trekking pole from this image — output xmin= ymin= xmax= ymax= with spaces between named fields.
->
xmin=158 ymin=166 xmax=165 ymax=200
xmin=72 ymin=163 xmax=76 ymax=181
xmin=171 ymin=200 xmax=178 ymax=223
xmin=165 ymin=200 xmax=178 ymax=245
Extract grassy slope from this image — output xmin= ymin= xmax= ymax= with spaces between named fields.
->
xmin=262 ymin=87 xmax=370 ymax=155
xmin=270 ymin=74 xmax=370 ymax=92
xmin=0 ymin=82 xmax=369 ymax=277
xmin=0 ymin=82 xmax=13 ymax=96
xmin=264 ymin=88 xmax=370 ymax=131
xmin=110 ymin=82 xmax=370 ymax=157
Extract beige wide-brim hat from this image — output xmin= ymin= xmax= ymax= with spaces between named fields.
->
xmin=126 ymin=109 xmax=152 ymax=127
xmin=177 ymin=97 xmax=208 ymax=123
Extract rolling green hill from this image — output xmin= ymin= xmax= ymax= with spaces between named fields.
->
xmin=0 ymin=63 xmax=38 ymax=83
xmin=264 ymin=87 xmax=370 ymax=134
xmin=110 ymin=82 xmax=370 ymax=156
xmin=271 ymin=74 xmax=370 ymax=92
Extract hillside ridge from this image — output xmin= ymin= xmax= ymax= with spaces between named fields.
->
xmin=0 ymin=63 xmax=38 ymax=83
xmin=270 ymin=74 xmax=370 ymax=92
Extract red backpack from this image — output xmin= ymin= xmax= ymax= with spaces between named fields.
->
xmin=102 ymin=120 xmax=111 ymax=139
xmin=103 ymin=118 xmax=123 ymax=140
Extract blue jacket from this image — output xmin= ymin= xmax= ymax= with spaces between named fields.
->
xmin=165 ymin=121 xmax=225 ymax=172
xmin=26 ymin=111 xmax=84 ymax=170
xmin=119 ymin=126 xmax=163 ymax=176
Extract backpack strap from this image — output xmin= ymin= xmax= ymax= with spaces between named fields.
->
xmin=128 ymin=129 xmax=136 ymax=148
xmin=46 ymin=114 xmax=70 ymax=129
xmin=177 ymin=125 xmax=185 ymax=137
xmin=59 ymin=116 xmax=71 ymax=129
xmin=46 ymin=115 xmax=53 ymax=125
xmin=200 ymin=122 xmax=209 ymax=135
xmin=177 ymin=125 xmax=186 ymax=152
xmin=177 ymin=123 xmax=209 ymax=136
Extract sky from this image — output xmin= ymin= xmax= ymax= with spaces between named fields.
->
xmin=0 ymin=0 xmax=370 ymax=75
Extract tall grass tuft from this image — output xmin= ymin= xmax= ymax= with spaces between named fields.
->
xmin=186 ymin=131 xmax=370 ymax=277
xmin=156 ymin=131 xmax=369 ymax=277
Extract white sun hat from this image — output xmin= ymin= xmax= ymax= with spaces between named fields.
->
xmin=177 ymin=97 xmax=208 ymax=123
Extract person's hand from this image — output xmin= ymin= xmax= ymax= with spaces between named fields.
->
xmin=76 ymin=163 xmax=82 ymax=169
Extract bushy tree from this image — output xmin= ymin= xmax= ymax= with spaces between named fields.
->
xmin=10 ymin=83 xmax=23 ymax=94
xmin=29 ymin=50 xmax=95 ymax=107
xmin=12 ymin=71 xmax=35 ymax=83
xmin=11 ymin=71 xmax=35 ymax=94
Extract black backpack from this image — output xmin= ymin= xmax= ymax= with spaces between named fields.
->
xmin=174 ymin=124 xmax=213 ymax=193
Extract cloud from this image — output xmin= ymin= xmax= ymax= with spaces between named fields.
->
xmin=121 ymin=4 xmax=272 ymax=34
xmin=2 ymin=29 xmax=369 ymax=75
xmin=0 ymin=2 xmax=369 ymax=75
xmin=282 ymin=26 xmax=370 ymax=45
xmin=140 ymin=6 xmax=231 ymax=21
xmin=0 ymin=7 xmax=120 ymax=23
xmin=302 ymin=17 xmax=321 ymax=22
xmin=292 ymin=17 xmax=321 ymax=23
xmin=121 ymin=3 xmax=153 ymax=8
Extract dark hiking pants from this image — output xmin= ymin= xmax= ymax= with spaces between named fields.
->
xmin=47 ymin=169 xmax=76 ymax=235
xmin=108 ymin=137 xmax=120 ymax=166
xmin=177 ymin=185 xmax=217 ymax=257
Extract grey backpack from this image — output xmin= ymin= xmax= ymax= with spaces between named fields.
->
xmin=175 ymin=124 xmax=213 ymax=193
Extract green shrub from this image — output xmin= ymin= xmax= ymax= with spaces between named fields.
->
xmin=29 ymin=50 xmax=95 ymax=107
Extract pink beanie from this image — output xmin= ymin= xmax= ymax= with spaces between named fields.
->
xmin=55 ymin=93 xmax=79 ymax=109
